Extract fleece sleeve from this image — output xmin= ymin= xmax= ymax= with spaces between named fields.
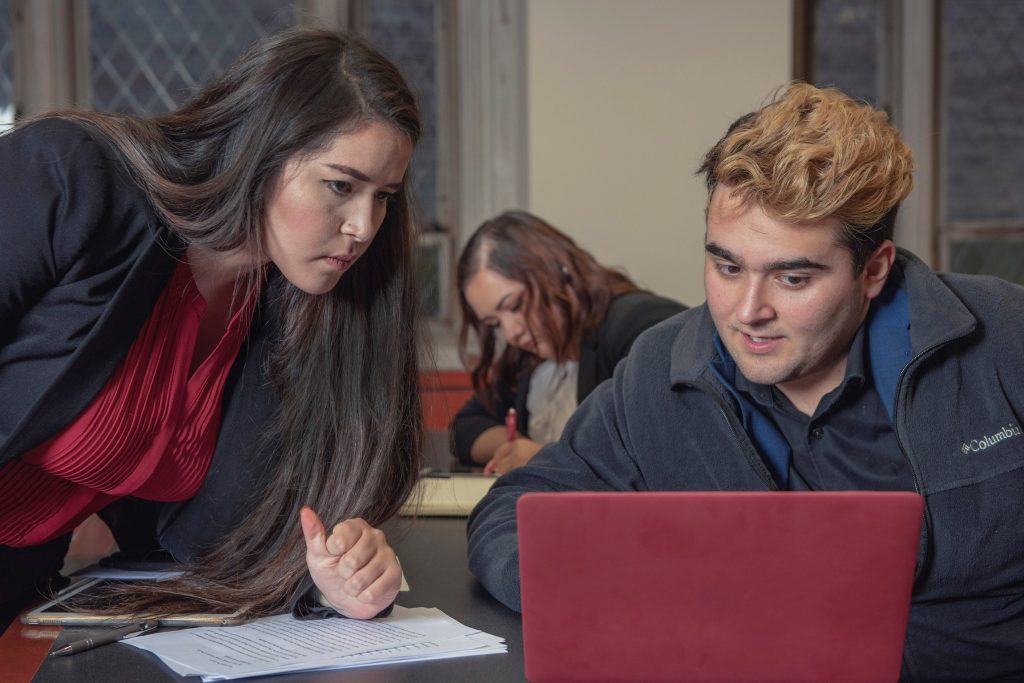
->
xmin=466 ymin=352 xmax=651 ymax=611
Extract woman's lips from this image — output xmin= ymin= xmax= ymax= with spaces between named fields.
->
xmin=324 ymin=255 xmax=353 ymax=271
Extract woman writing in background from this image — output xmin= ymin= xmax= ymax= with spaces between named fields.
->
xmin=452 ymin=211 xmax=685 ymax=474
xmin=0 ymin=29 xmax=421 ymax=626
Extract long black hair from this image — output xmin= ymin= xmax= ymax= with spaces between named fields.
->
xmin=45 ymin=28 xmax=423 ymax=619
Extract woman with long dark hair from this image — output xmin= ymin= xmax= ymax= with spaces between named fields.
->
xmin=0 ymin=28 xmax=422 ymax=625
xmin=453 ymin=211 xmax=685 ymax=474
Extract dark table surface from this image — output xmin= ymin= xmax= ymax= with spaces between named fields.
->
xmin=25 ymin=517 xmax=525 ymax=682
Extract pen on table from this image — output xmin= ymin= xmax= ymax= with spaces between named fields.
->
xmin=49 ymin=620 xmax=159 ymax=657
xmin=505 ymin=407 xmax=517 ymax=442
xmin=420 ymin=466 xmax=452 ymax=479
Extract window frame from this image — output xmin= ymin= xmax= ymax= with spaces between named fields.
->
xmin=7 ymin=0 xmax=528 ymax=334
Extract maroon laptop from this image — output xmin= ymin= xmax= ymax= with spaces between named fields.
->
xmin=517 ymin=491 xmax=923 ymax=683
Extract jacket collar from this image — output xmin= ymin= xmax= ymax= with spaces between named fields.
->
xmin=896 ymin=249 xmax=977 ymax=353
xmin=666 ymin=248 xmax=979 ymax=487
xmin=669 ymin=249 xmax=978 ymax=388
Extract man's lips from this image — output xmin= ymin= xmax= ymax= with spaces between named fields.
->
xmin=738 ymin=330 xmax=782 ymax=352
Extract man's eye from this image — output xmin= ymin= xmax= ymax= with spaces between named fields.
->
xmin=779 ymin=274 xmax=809 ymax=287
xmin=716 ymin=263 xmax=740 ymax=276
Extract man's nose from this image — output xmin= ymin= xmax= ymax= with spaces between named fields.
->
xmin=735 ymin=279 xmax=774 ymax=325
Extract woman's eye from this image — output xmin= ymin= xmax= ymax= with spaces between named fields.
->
xmin=325 ymin=180 xmax=352 ymax=195
xmin=375 ymin=190 xmax=397 ymax=205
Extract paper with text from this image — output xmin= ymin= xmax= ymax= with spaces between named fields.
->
xmin=123 ymin=606 xmax=505 ymax=680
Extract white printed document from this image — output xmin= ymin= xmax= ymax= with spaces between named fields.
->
xmin=122 ymin=606 xmax=506 ymax=681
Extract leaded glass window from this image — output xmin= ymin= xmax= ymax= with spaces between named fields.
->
xmin=89 ymin=0 xmax=294 ymax=115
xmin=365 ymin=0 xmax=438 ymax=226
xmin=361 ymin=0 xmax=452 ymax=321
xmin=810 ymin=0 xmax=883 ymax=107
xmin=940 ymin=0 xmax=1024 ymax=285
xmin=940 ymin=0 xmax=1024 ymax=224
xmin=803 ymin=0 xmax=1024 ymax=285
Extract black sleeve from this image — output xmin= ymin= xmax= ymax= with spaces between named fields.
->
xmin=0 ymin=119 xmax=115 ymax=340
xmin=290 ymin=574 xmax=394 ymax=620
xmin=467 ymin=370 xmax=648 ymax=611
xmin=450 ymin=381 xmax=517 ymax=467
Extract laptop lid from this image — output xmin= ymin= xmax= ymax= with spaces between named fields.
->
xmin=517 ymin=491 xmax=923 ymax=683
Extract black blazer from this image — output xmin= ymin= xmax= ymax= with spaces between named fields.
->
xmin=0 ymin=119 xmax=280 ymax=563
xmin=450 ymin=291 xmax=686 ymax=465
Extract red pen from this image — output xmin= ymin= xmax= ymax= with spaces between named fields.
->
xmin=505 ymin=408 xmax=517 ymax=442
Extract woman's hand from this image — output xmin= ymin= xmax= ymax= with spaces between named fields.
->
xmin=484 ymin=437 xmax=543 ymax=475
xmin=299 ymin=507 xmax=401 ymax=619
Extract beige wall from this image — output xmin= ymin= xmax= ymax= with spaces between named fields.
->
xmin=527 ymin=0 xmax=793 ymax=307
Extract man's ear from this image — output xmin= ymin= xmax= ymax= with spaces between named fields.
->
xmin=862 ymin=240 xmax=897 ymax=299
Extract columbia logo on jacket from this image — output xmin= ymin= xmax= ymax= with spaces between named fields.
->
xmin=961 ymin=423 xmax=1023 ymax=455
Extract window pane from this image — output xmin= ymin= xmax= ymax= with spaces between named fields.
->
xmin=811 ymin=0 xmax=881 ymax=106
xmin=367 ymin=0 xmax=438 ymax=225
xmin=949 ymin=240 xmax=1024 ymax=286
xmin=416 ymin=233 xmax=451 ymax=320
xmin=89 ymin=0 xmax=294 ymax=115
xmin=941 ymin=0 xmax=1024 ymax=223
xmin=0 ymin=0 xmax=13 ymax=129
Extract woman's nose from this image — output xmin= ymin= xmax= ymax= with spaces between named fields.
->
xmin=340 ymin=200 xmax=377 ymax=243
xmin=497 ymin=316 xmax=524 ymax=344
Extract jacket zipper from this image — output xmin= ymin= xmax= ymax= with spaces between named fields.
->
xmin=891 ymin=338 xmax=962 ymax=585
xmin=688 ymin=379 xmax=779 ymax=491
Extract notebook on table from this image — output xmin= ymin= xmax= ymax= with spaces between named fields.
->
xmin=516 ymin=491 xmax=923 ymax=683
xmin=399 ymin=430 xmax=496 ymax=516
xmin=400 ymin=471 xmax=496 ymax=516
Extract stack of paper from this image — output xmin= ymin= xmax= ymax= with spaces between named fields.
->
xmin=123 ymin=606 xmax=506 ymax=681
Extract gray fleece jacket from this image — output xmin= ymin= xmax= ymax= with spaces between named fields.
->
xmin=467 ymin=251 xmax=1024 ymax=682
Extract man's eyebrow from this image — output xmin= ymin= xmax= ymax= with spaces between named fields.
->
xmin=705 ymin=242 xmax=830 ymax=272
xmin=325 ymin=163 xmax=403 ymax=190
xmin=763 ymin=257 xmax=831 ymax=272
xmin=705 ymin=242 xmax=740 ymax=265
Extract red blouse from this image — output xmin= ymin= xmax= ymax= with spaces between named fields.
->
xmin=0 ymin=261 xmax=258 ymax=547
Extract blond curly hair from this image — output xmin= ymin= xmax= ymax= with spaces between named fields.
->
xmin=698 ymin=82 xmax=915 ymax=272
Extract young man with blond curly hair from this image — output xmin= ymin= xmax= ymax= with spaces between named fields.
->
xmin=468 ymin=82 xmax=1024 ymax=680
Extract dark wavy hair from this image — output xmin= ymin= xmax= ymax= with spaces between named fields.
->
xmin=43 ymin=28 xmax=422 ymax=619
xmin=456 ymin=211 xmax=638 ymax=408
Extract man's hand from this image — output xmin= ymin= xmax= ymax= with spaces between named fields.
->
xmin=484 ymin=437 xmax=543 ymax=475
xmin=299 ymin=507 xmax=401 ymax=619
